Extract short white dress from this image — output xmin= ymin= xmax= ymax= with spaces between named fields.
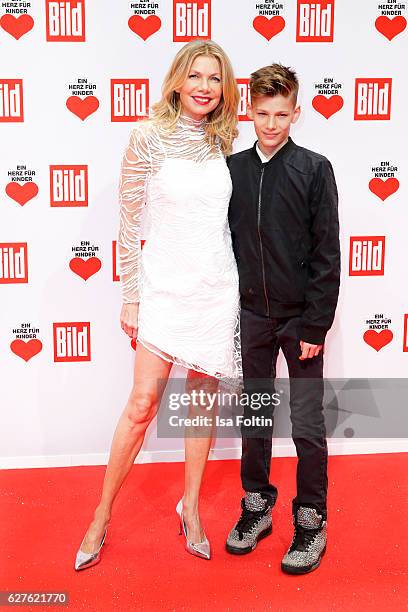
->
xmin=118 ymin=114 xmax=241 ymax=380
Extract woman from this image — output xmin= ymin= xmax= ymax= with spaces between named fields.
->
xmin=74 ymin=39 xmax=241 ymax=570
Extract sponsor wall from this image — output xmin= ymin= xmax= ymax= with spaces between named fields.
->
xmin=1 ymin=0 xmax=407 ymax=468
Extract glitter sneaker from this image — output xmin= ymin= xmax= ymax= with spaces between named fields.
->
xmin=281 ymin=506 xmax=327 ymax=574
xmin=225 ymin=492 xmax=273 ymax=555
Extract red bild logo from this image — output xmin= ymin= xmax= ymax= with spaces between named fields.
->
xmin=112 ymin=240 xmax=120 ymax=282
xmin=111 ymin=79 xmax=149 ymax=122
xmin=0 ymin=79 xmax=24 ymax=122
xmin=53 ymin=322 xmax=91 ymax=362
xmin=237 ymin=79 xmax=251 ymax=122
xmin=296 ymin=0 xmax=335 ymax=42
xmin=113 ymin=239 xmax=145 ymax=282
xmin=354 ymin=79 xmax=392 ymax=120
xmin=349 ymin=236 xmax=385 ymax=276
xmin=49 ymin=165 xmax=88 ymax=207
xmin=173 ymin=0 xmax=211 ymax=41
xmin=45 ymin=0 xmax=85 ymax=41
xmin=0 ymin=243 xmax=28 ymax=283
xmin=403 ymin=315 xmax=408 ymax=352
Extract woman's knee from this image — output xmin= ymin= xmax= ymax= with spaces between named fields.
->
xmin=126 ymin=390 xmax=157 ymax=427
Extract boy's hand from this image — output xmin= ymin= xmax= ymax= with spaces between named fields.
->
xmin=299 ymin=340 xmax=323 ymax=360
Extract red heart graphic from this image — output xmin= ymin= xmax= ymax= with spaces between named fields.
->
xmin=5 ymin=181 xmax=38 ymax=206
xmin=131 ymin=338 xmax=137 ymax=351
xmin=10 ymin=339 xmax=43 ymax=361
xmin=66 ymin=95 xmax=99 ymax=120
xmin=0 ymin=14 xmax=34 ymax=39
xmin=69 ymin=257 xmax=102 ymax=280
xmin=363 ymin=329 xmax=393 ymax=351
xmin=375 ymin=16 xmax=407 ymax=41
xmin=312 ymin=95 xmax=344 ymax=119
xmin=128 ymin=15 xmax=161 ymax=40
xmin=253 ymin=16 xmax=285 ymax=41
xmin=369 ymin=178 xmax=400 ymax=201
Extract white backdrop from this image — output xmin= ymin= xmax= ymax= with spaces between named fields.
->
xmin=1 ymin=0 xmax=407 ymax=468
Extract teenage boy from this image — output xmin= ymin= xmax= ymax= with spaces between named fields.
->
xmin=226 ymin=64 xmax=340 ymax=574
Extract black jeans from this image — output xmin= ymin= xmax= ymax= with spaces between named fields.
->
xmin=240 ymin=307 xmax=328 ymax=520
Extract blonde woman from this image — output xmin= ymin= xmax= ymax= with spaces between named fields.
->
xmin=74 ymin=40 xmax=241 ymax=569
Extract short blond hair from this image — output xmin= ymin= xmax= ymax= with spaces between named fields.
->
xmin=151 ymin=40 xmax=239 ymax=155
xmin=250 ymin=63 xmax=299 ymax=105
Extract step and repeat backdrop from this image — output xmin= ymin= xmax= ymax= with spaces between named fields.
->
xmin=1 ymin=1 xmax=407 ymax=467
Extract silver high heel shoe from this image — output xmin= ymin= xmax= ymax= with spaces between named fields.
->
xmin=176 ymin=499 xmax=211 ymax=560
xmin=74 ymin=525 xmax=108 ymax=571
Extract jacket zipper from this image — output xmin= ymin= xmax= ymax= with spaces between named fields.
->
xmin=257 ymin=167 xmax=270 ymax=317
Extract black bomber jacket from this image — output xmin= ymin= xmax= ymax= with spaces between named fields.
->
xmin=227 ymin=137 xmax=341 ymax=345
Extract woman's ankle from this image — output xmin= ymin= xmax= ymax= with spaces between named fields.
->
xmin=94 ymin=504 xmax=111 ymax=523
xmin=181 ymin=497 xmax=199 ymax=517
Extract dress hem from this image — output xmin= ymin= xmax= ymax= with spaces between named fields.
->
xmin=137 ymin=336 xmax=238 ymax=382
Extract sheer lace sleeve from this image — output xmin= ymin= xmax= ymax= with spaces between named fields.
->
xmin=118 ymin=123 xmax=151 ymax=304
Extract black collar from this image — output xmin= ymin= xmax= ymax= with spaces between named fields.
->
xmin=250 ymin=136 xmax=295 ymax=167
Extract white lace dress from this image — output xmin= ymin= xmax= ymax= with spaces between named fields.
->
xmin=118 ymin=114 xmax=241 ymax=379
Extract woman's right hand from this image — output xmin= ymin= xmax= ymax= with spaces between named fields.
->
xmin=120 ymin=303 xmax=139 ymax=339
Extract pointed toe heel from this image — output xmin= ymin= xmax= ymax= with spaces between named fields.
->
xmin=74 ymin=527 xmax=108 ymax=572
xmin=176 ymin=498 xmax=211 ymax=560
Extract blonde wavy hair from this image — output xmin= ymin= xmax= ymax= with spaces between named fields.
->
xmin=151 ymin=40 xmax=239 ymax=155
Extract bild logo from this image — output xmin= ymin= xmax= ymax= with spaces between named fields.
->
xmin=173 ymin=0 xmax=211 ymax=41
xmin=111 ymin=79 xmax=149 ymax=122
xmin=46 ymin=0 xmax=85 ymax=41
xmin=404 ymin=315 xmax=408 ymax=352
xmin=0 ymin=243 xmax=28 ymax=283
xmin=354 ymin=78 xmax=392 ymax=120
xmin=237 ymin=79 xmax=251 ymax=122
xmin=112 ymin=240 xmax=120 ymax=282
xmin=112 ymin=239 xmax=145 ymax=282
xmin=349 ymin=236 xmax=385 ymax=276
xmin=0 ymin=79 xmax=23 ymax=122
xmin=296 ymin=0 xmax=334 ymax=42
xmin=53 ymin=322 xmax=91 ymax=362
xmin=49 ymin=165 xmax=88 ymax=207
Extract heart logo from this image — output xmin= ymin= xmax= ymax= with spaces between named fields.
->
xmin=5 ymin=181 xmax=39 ymax=206
xmin=66 ymin=95 xmax=100 ymax=120
xmin=253 ymin=16 xmax=285 ymax=41
xmin=0 ymin=14 xmax=34 ymax=39
xmin=369 ymin=178 xmax=399 ymax=201
xmin=128 ymin=15 xmax=161 ymax=40
xmin=69 ymin=257 xmax=102 ymax=280
xmin=11 ymin=339 xmax=43 ymax=361
xmin=312 ymin=95 xmax=344 ymax=119
xmin=375 ymin=16 xmax=407 ymax=41
xmin=363 ymin=329 xmax=393 ymax=351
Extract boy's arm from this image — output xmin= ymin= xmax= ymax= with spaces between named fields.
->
xmin=299 ymin=158 xmax=341 ymax=346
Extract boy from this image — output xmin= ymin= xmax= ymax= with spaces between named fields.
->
xmin=226 ymin=64 xmax=340 ymax=574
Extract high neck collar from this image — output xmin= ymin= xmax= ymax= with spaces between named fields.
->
xmin=177 ymin=113 xmax=207 ymax=131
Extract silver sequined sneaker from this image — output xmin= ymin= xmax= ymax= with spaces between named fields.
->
xmin=281 ymin=506 xmax=327 ymax=574
xmin=225 ymin=492 xmax=273 ymax=555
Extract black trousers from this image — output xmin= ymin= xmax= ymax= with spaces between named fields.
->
xmin=240 ymin=307 xmax=328 ymax=520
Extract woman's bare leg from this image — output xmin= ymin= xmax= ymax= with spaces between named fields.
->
xmin=182 ymin=371 xmax=218 ymax=543
xmin=79 ymin=343 xmax=172 ymax=553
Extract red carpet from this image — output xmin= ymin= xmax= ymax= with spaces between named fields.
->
xmin=1 ymin=454 xmax=407 ymax=611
